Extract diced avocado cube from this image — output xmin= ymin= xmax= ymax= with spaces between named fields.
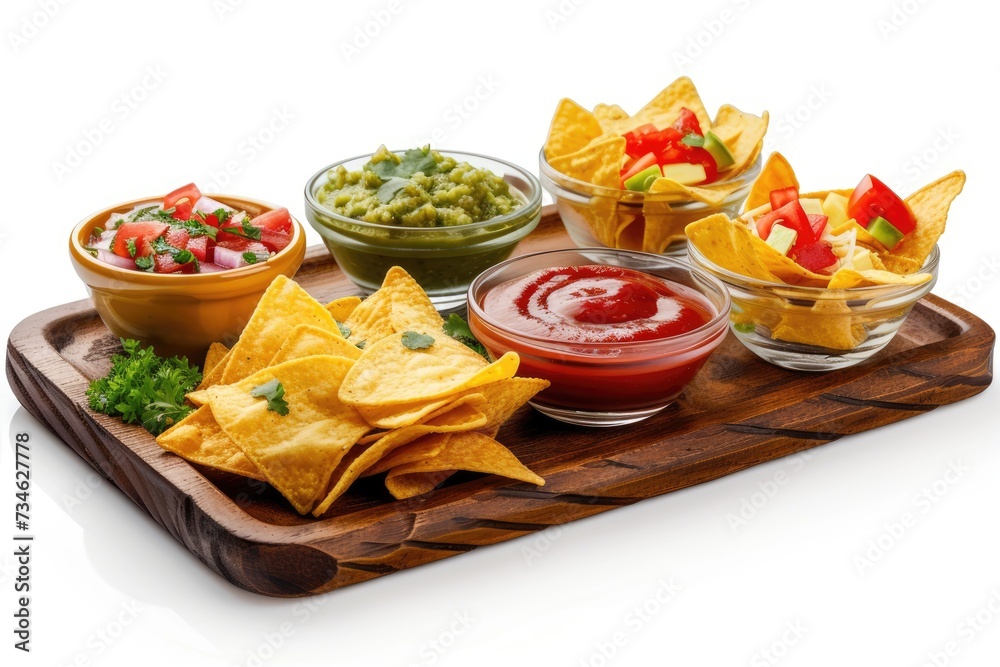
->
xmin=659 ymin=162 xmax=707 ymax=185
xmin=868 ymin=216 xmax=905 ymax=250
xmin=822 ymin=192 xmax=851 ymax=229
xmin=766 ymin=223 xmax=797 ymax=256
xmin=624 ymin=165 xmax=662 ymax=192
xmin=702 ymin=131 xmax=735 ymax=169
xmin=799 ymin=198 xmax=825 ymax=217
xmin=850 ymin=248 xmax=875 ymax=271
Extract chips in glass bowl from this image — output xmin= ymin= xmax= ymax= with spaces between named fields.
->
xmin=685 ymin=154 xmax=966 ymax=370
xmin=540 ymin=77 xmax=768 ymax=254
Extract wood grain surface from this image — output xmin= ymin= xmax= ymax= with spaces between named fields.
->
xmin=6 ymin=207 xmax=995 ymax=597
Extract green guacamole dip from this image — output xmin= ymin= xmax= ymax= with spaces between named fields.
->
xmin=315 ymin=146 xmax=522 ymax=226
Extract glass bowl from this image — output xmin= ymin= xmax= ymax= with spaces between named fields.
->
xmin=539 ymin=149 xmax=761 ymax=256
xmin=688 ymin=242 xmax=940 ymax=371
xmin=304 ymin=150 xmax=543 ymax=311
xmin=69 ymin=194 xmax=307 ymax=362
xmin=467 ymin=248 xmax=731 ymax=427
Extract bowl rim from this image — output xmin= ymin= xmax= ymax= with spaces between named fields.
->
xmin=687 ymin=240 xmax=941 ymax=297
xmin=538 ymin=147 xmax=763 ymax=206
xmin=303 ymin=148 xmax=543 ymax=234
xmin=467 ymin=247 xmax=732 ymax=352
xmin=69 ymin=193 xmax=305 ymax=285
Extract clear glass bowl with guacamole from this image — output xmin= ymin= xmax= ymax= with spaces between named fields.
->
xmin=304 ymin=147 xmax=543 ymax=310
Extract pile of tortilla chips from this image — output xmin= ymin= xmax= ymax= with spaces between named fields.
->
xmin=685 ymin=153 xmax=966 ymax=350
xmin=156 ymin=269 xmax=548 ymax=516
xmin=543 ymin=77 xmax=769 ymax=252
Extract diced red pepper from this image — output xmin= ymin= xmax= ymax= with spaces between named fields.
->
xmin=112 ymin=222 xmax=168 ymax=258
xmin=755 ymin=201 xmax=813 ymax=247
xmin=847 ymin=174 xmax=916 ymax=234
xmin=623 ymin=124 xmax=684 ymax=160
xmin=685 ymin=147 xmax=718 ymax=185
xmin=671 ymin=107 xmax=703 ymax=136
xmin=769 ymin=187 xmax=799 ymax=211
xmin=808 ymin=214 xmax=829 ymax=239
xmin=793 ymin=241 xmax=838 ymax=273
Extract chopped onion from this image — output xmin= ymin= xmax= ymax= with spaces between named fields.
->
xmin=194 ymin=195 xmax=236 ymax=215
xmin=212 ymin=245 xmax=250 ymax=269
xmin=96 ymin=249 xmax=136 ymax=271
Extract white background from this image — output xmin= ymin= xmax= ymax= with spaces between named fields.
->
xmin=2 ymin=1 xmax=999 ymax=665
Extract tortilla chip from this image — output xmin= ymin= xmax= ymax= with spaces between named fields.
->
xmin=770 ymin=298 xmax=861 ymax=351
xmin=628 ymin=76 xmax=712 ymax=135
xmin=203 ymin=343 xmax=229 ymax=377
xmin=340 ymin=334 xmax=516 ymax=408
xmin=156 ymin=405 xmax=265 ymax=481
xmin=197 ymin=350 xmax=230 ymax=390
xmin=712 ymin=105 xmax=769 ymax=176
xmin=325 ymin=296 xmax=362 ymax=323
xmin=828 ymin=268 xmax=933 ymax=289
xmin=745 ymin=152 xmax=799 ymax=211
xmin=883 ymin=170 xmax=966 ymax=274
xmin=208 ymin=356 xmax=369 ymax=514
xmin=388 ymin=268 xmax=445 ymax=335
xmin=647 ymin=176 xmax=737 ymax=207
xmin=221 ymin=276 xmax=339 ymax=384
xmin=593 ymin=103 xmax=630 ymax=134
xmin=384 ymin=431 xmax=544 ymax=500
xmin=548 ymin=135 xmax=626 ymax=189
xmin=685 ymin=214 xmax=782 ymax=282
xmin=475 ymin=377 xmax=550 ymax=437
xmin=544 ymin=98 xmax=604 ymax=160
xmin=311 ymin=399 xmax=488 ymax=515
xmin=269 ymin=324 xmax=362 ymax=365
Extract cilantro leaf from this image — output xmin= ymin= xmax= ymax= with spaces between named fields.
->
xmin=355 ymin=340 xmax=366 ymax=349
xmin=376 ymin=176 xmax=409 ymax=204
xmin=366 ymin=146 xmax=438 ymax=181
xmin=93 ymin=226 xmax=105 ymax=236
xmin=213 ymin=208 xmax=233 ymax=226
xmin=129 ymin=205 xmax=158 ymax=222
xmin=402 ymin=331 xmax=435 ymax=350
xmin=86 ymin=339 xmax=202 ymax=435
xmin=182 ymin=219 xmax=218 ymax=240
xmin=151 ymin=237 xmax=198 ymax=269
xmin=125 ymin=237 xmax=137 ymax=258
xmin=336 ymin=321 xmax=351 ymax=338
xmin=250 ymin=379 xmax=289 ymax=416
xmin=240 ymin=217 xmax=261 ymax=241
xmin=443 ymin=313 xmax=489 ymax=360
xmin=135 ymin=256 xmax=155 ymax=272
xmin=242 ymin=252 xmax=258 ymax=265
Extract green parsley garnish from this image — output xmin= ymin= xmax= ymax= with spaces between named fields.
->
xmin=182 ymin=219 xmax=218 ymax=240
xmin=135 ymin=256 xmax=155 ymax=272
xmin=250 ymin=379 xmax=289 ymax=415
xmin=86 ymin=339 xmax=202 ymax=435
xmin=242 ymin=252 xmax=259 ymax=265
xmin=336 ymin=321 xmax=351 ymax=338
xmin=443 ymin=313 xmax=489 ymax=360
xmin=401 ymin=331 xmax=434 ymax=350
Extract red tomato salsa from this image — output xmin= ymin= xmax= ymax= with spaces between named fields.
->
xmin=474 ymin=265 xmax=720 ymax=412
xmin=86 ymin=183 xmax=292 ymax=274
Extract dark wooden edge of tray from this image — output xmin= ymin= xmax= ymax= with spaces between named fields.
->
xmin=5 ymin=208 xmax=995 ymax=597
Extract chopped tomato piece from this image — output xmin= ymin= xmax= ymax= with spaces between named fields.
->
xmin=623 ymin=124 xmax=683 ymax=159
xmin=251 ymin=207 xmax=293 ymax=233
xmin=793 ymin=241 xmax=838 ymax=273
xmin=112 ymin=222 xmax=168 ymax=258
xmin=165 ymin=228 xmax=190 ymax=250
xmin=671 ymin=107 xmax=703 ymax=136
xmin=215 ymin=233 xmax=255 ymax=251
xmin=164 ymin=183 xmax=202 ymax=211
xmin=847 ymin=174 xmax=916 ymax=233
xmin=171 ymin=200 xmax=194 ymax=221
xmin=769 ymin=187 xmax=799 ymax=211
xmin=203 ymin=212 xmax=220 ymax=228
xmin=755 ymin=201 xmax=813 ymax=247
xmin=186 ymin=236 xmax=209 ymax=263
xmin=258 ymin=229 xmax=290 ymax=253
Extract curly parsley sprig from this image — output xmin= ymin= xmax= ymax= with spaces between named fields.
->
xmin=86 ymin=339 xmax=202 ymax=435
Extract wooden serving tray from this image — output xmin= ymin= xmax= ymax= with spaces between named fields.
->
xmin=6 ymin=208 xmax=995 ymax=597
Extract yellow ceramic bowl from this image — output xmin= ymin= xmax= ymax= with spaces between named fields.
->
xmin=69 ymin=194 xmax=306 ymax=363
